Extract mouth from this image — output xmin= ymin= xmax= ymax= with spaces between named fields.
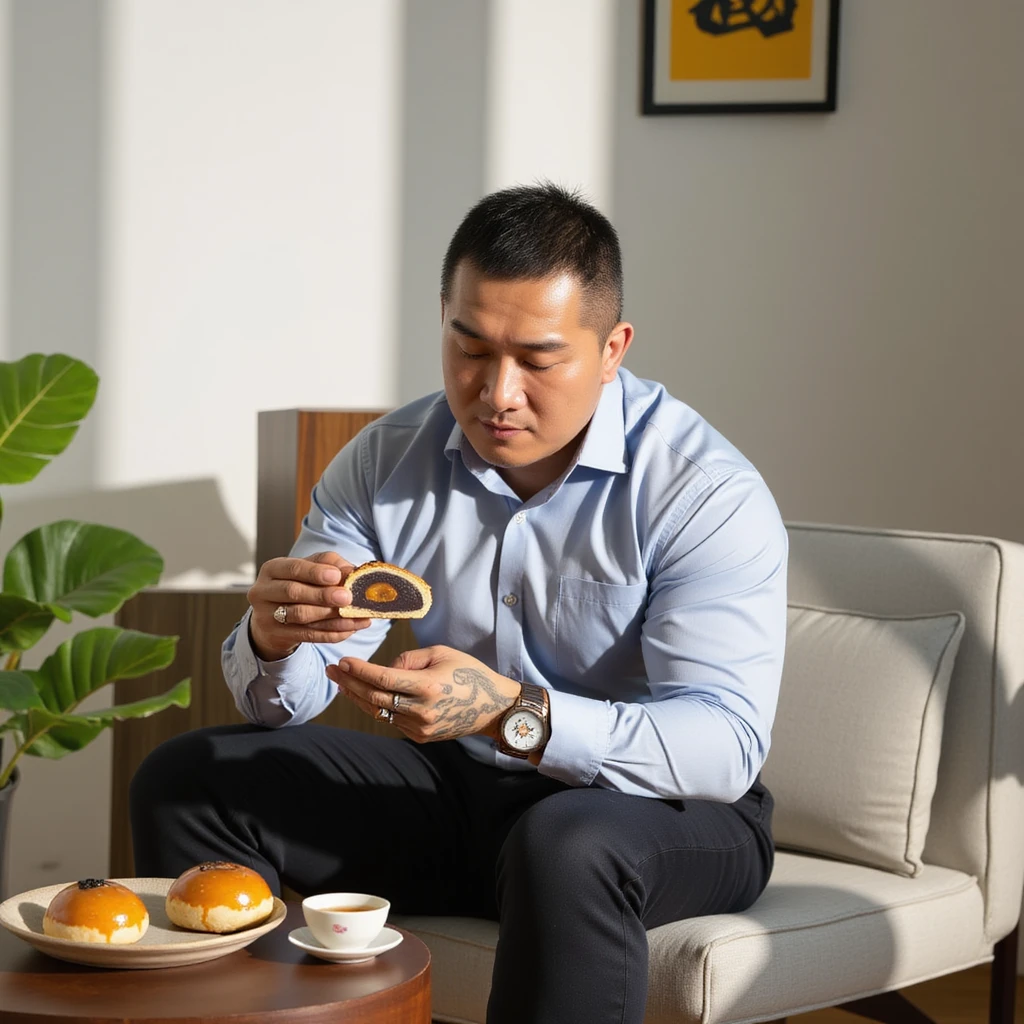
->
xmin=479 ymin=419 xmax=525 ymax=440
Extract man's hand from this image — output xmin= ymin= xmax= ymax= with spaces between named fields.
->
xmin=247 ymin=551 xmax=371 ymax=662
xmin=327 ymin=646 xmax=521 ymax=743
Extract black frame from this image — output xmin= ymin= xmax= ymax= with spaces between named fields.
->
xmin=642 ymin=0 xmax=841 ymax=115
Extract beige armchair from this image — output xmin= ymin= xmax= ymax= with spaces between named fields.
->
xmin=395 ymin=522 xmax=1024 ymax=1024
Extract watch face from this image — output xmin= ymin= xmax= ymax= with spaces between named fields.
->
xmin=502 ymin=709 xmax=544 ymax=753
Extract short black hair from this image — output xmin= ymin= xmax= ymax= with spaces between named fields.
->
xmin=440 ymin=182 xmax=623 ymax=340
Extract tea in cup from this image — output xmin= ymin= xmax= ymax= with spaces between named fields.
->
xmin=301 ymin=892 xmax=390 ymax=950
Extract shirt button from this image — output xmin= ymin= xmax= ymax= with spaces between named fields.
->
xmin=514 ymin=511 xmax=526 ymax=524
xmin=503 ymin=594 xmax=519 ymax=607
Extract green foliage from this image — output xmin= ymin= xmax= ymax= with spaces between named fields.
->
xmin=0 ymin=354 xmax=190 ymax=790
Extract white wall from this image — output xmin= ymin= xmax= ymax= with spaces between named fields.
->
xmin=610 ymin=0 xmax=1024 ymax=542
xmin=2 ymin=0 xmax=1022 ymax=952
xmin=486 ymin=0 xmax=616 ymax=208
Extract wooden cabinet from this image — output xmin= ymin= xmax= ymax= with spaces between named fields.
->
xmin=256 ymin=408 xmax=388 ymax=570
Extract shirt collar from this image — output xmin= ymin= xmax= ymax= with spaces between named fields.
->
xmin=443 ymin=418 xmax=465 ymax=462
xmin=442 ymin=371 xmax=627 ymax=475
xmin=575 ymin=373 xmax=627 ymax=474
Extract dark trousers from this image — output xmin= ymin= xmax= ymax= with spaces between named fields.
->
xmin=130 ymin=724 xmax=774 ymax=1024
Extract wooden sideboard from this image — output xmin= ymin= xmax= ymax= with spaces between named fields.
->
xmin=109 ymin=409 xmax=416 ymax=876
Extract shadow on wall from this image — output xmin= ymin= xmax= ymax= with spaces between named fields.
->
xmin=1 ymin=478 xmax=253 ymax=584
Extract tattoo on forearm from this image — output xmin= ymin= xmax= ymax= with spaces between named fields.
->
xmin=432 ymin=667 xmax=512 ymax=739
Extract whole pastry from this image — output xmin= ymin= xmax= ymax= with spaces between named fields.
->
xmin=165 ymin=861 xmax=274 ymax=933
xmin=43 ymin=878 xmax=149 ymax=944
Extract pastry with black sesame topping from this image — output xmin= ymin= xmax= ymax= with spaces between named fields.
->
xmin=43 ymin=878 xmax=149 ymax=944
xmin=165 ymin=861 xmax=274 ymax=933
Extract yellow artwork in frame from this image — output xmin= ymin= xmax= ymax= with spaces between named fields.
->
xmin=643 ymin=0 xmax=840 ymax=114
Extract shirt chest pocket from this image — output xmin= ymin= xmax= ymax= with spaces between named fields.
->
xmin=553 ymin=576 xmax=648 ymax=685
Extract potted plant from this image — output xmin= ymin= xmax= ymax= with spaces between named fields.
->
xmin=0 ymin=354 xmax=190 ymax=899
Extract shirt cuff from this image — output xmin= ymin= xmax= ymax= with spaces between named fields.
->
xmin=230 ymin=607 xmax=321 ymax=723
xmin=232 ymin=607 xmax=307 ymax=676
xmin=537 ymin=689 xmax=611 ymax=788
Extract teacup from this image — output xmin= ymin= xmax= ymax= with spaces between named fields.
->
xmin=301 ymin=892 xmax=390 ymax=951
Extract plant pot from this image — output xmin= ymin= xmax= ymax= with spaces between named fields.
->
xmin=0 ymin=767 xmax=20 ymax=902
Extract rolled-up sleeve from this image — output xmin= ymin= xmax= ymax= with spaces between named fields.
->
xmin=221 ymin=430 xmax=391 ymax=727
xmin=537 ymin=472 xmax=788 ymax=801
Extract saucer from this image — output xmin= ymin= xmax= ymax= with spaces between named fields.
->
xmin=287 ymin=925 xmax=404 ymax=963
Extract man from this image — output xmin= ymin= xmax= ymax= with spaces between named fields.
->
xmin=131 ymin=183 xmax=788 ymax=1024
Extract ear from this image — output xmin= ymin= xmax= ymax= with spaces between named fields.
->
xmin=600 ymin=322 xmax=634 ymax=383
xmin=440 ymin=294 xmax=446 ymax=325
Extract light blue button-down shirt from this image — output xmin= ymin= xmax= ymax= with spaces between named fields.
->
xmin=223 ymin=368 xmax=788 ymax=802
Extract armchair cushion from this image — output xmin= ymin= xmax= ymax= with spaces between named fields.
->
xmin=761 ymin=605 xmax=965 ymax=876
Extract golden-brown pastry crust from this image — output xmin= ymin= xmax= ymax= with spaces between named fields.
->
xmin=165 ymin=861 xmax=274 ymax=934
xmin=337 ymin=561 xmax=433 ymax=619
xmin=43 ymin=879 xmax=149 ymax=944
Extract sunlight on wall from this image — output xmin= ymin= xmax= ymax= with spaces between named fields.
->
xmin=486 ymin=0 xmax=616 ymax=213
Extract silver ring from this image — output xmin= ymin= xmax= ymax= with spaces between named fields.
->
xmin=392 ymin=692 xmax=402 ymax=711
xmin=377 ymin=707 xmax=394 ymax=724
xmin=273 ymin=605 xmax=288 ymax=624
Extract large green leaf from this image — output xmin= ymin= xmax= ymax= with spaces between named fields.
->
xmin=0 ymin=594 xmax=56 ymax=653
xmin=0 ymin=670 xmax=44 ymax=712
xmin=3 ymin=708 xmax=106 ymax=758
xmin=0 ymin=355 xmax=98 ymax=485
xmin=9 ymin=677 xmax=190 ymax=760
xmin=4 ymin=521 xmax=163 ymax=617
xmin=0 ymin=629 xmax=189 ymax=781
xmin=31 ymin=627 xmax=178 ymax=713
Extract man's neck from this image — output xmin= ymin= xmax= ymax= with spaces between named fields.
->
xmin=498 ymin=433 xmax=585 ymax=502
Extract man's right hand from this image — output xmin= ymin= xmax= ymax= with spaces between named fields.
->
xmin=247 ymin=551 xmax=372 ymax=662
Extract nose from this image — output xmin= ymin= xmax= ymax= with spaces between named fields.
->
xmin=480 ymin=357 xmax=525 ymax=412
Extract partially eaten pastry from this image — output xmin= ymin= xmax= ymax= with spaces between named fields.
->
xmin=337 ymin=561 xmax=433 ymax=619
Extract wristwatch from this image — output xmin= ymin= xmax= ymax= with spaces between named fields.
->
xmin=497 ymin=682 xmax=550 ymax=759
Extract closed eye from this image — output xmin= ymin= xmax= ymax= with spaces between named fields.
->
xmin=458 ymin=347 xmax=555 ymax=371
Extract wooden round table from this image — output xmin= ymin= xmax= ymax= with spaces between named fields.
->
xmin=0 ymin=903 xmax=431 ymax=1023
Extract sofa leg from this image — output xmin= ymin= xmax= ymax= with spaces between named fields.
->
xmin=990 ymin=924 xmax=1018 ymax=1024
xmin=837 ymin=991 xmax=934 ymax=1023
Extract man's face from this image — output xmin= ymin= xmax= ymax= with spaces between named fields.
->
xmin=441 ymin=262 xmax=632 ymax=500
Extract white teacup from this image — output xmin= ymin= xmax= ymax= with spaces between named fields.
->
xmin=301 ymin=892 xmax=390 ymax=951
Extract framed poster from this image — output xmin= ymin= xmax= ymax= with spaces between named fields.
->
xmin=642 ymin=0 xmax=840 ymax=114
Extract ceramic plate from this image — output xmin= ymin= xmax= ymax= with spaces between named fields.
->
xmin=0 ymin=877 xmax=286 ymax=969
xmin=287 ymin=924 xmax=404 ymax=963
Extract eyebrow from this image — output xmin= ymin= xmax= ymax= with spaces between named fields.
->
xmin=450 ymin=318 xmax=569 ymax=353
